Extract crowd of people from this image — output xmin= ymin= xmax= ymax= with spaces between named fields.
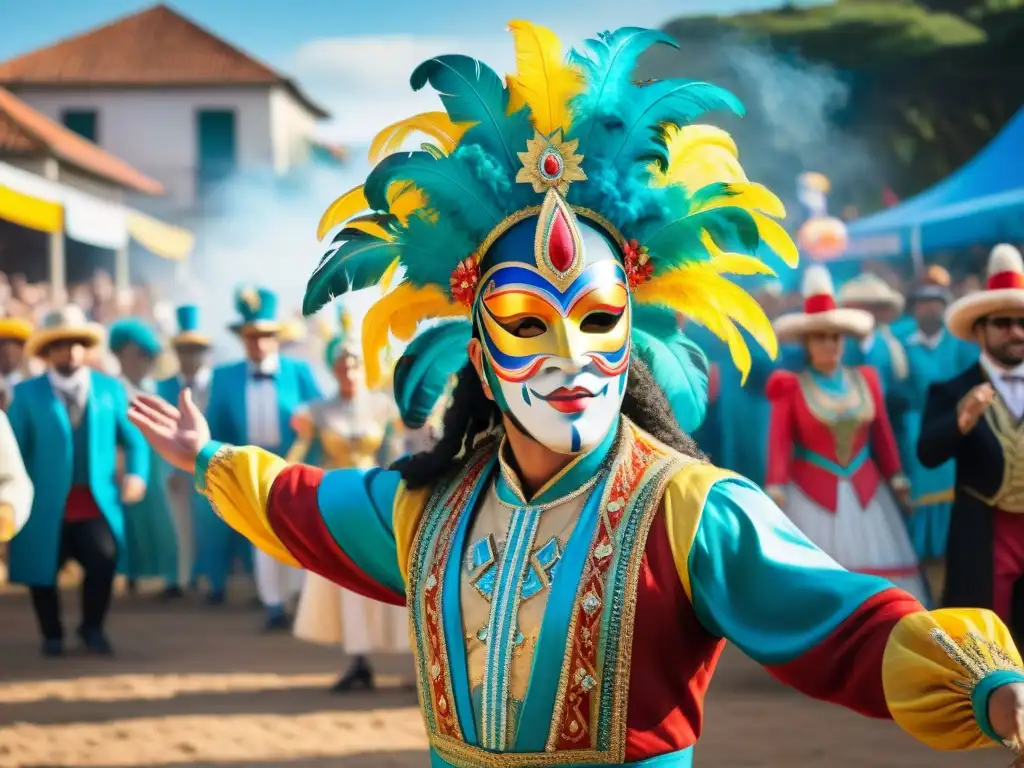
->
xmin=0 ymin=284 xmax=439 ymax=693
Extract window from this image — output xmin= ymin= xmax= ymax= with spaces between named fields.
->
xmin=61 ymin=110 xmax=98 ymax=142
xmin=196 ymin=109 xmax=237 ymax=183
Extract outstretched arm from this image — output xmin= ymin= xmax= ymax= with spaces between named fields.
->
xmin=662 ymin=467 xmax=1024 ymax=752
xmin=127 ymin=391 xmax=426 ymax=606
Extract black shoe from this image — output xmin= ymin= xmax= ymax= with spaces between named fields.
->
xmin=77 ymin=626 xmax=114 ymax=656
xmin=205 ymin=590 xmax=226 ymax=606
xmin=330 ymin=657 xmax=374 ymax=693
xmin=41 ymin=638 xmax=63 ymax=658
xmin=262 ymin=613 xmax=290 ymax=632
xmin=159 ymin=586 xmax=184 ymax=600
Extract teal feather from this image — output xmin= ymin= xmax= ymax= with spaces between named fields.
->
xmin=398 ymin=214 xmax=479 ymax=290
xmin=304 ymin=231 xmax=401 ymax=315
xmin=392 ymin=320 xmax=471 ymax=428
xmin=631 ymin=325 xmax=709 ymax=433
xmin=410 ymin=55 xmax=532 ymax=176
xmin=364 ymin=150 xmax=505 ymax=232
xmin=568 ymin=28 xmax=678 ymax=135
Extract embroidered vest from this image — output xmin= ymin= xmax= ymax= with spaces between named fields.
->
xmin=966 ymin=397 xmax=1024 ymax=513
xmin=406 ymin=422 xmax=687 ymax=766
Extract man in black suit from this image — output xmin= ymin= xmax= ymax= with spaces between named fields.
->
xmin=919 ymin=244 xmax=1024 ymax=638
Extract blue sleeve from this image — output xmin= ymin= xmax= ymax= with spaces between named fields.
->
xmin=316 ymin=467 xmax=404 ymax=593
xmin=688 ymin=478 xmax=893 ymax=665
xmin=205 ymin=369 xmax=233 ymax=443
xmin=114 ymin=381 xmax=150 ymax=479
xmin=7 ymin=387 xmax=31 ymax=461
xmin=299 ymin=361 xmax=323 ymax=401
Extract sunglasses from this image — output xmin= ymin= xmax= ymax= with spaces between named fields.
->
xmin=987 ymin=317 xmax=1024 ymax=331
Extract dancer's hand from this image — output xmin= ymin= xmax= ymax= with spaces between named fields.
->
xmin=958 ymin=383 xmax=995 ymax=434
xmin=988 ymin=682 xmax=1024 ymax=760
xmin=120 ymin=474 xmax=147 ymax=504
xmin=765 ymin=485 xmax=786 ymax=509
xmin=129 ymin=389 xmax=210 ymax=473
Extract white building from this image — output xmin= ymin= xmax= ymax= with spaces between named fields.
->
xmin=0 ymin=3 xmax=329 ymax=217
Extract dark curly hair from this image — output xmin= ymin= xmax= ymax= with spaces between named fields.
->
xmin=392 ymin=357 xmax=705 ymax=490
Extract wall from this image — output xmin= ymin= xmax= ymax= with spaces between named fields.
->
xmin=269 ymin=85 xmax=318 ymax=175
xmin=10 ymin=86 xmax=276 ymax=214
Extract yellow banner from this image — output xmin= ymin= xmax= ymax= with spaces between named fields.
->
xmin=127 ymin=209 xmax=194 ymax=261
xmin=0 ymin=184 xmax=63 ymax=233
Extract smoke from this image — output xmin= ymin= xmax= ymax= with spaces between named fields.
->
xmin=168 ymin=154 xmax=378 ymax=365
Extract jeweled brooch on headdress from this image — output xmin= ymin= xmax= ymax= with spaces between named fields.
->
xmin=450 ymin=257 xmax=480 ymax=308
xmin=516 ymin=130 xmax=586 ymax=196
xmin=623 ymin=239 xmax=654 ymax=290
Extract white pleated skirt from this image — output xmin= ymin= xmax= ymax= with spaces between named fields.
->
xmin=784 ymin=480 xmax=928 ymax=604
xmin=293 ymin=571 xmax=410 ymax=655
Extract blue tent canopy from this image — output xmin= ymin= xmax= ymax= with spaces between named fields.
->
xmin=844 ymin=107 xmax=1024 ymax=262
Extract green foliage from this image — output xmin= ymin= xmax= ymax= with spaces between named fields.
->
xmin=648 ymin=0 xmax=1024 ymax=213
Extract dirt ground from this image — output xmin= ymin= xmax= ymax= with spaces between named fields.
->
xmin=0 ymin=579 xmax=1011 ymax=768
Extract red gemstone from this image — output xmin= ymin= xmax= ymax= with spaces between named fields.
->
xmin=548 ymin=207 xmax=575 ymax=272
xmin=542 ymin=152 xmax=561 ymax=178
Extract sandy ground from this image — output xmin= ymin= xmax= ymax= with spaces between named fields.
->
xmin=0 ymin=578 xmax=1013 ymax=768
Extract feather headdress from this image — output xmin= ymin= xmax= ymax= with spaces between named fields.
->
xmin=310 ymin=21 xmax=797 ymax=427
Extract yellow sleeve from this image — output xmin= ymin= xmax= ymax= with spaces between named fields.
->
xmin=195 ymin=441 xmax=300 ymax=567
xmin=883 ymin=608 xmax=1024 ymax=751
xmin=392 ymin=483 xmax=431 ymax=587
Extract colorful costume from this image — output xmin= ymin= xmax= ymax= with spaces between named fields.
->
xmin=206 ymin=287 xmax=321 ymax=619
xmin=10 ymin=306 xmax=149 ymax=653
xmin=156 ymin=305 xmax=219 ymax=590
xmin=768 ymin=267 xmax=927 ymax=602
xmin=110 ymin=318 xmax=179 ymax=590
xmin=189 ymin=23 xmax=1022 ymax=765
xmin=921 ymin=245 xmax=1024 ymax=638
xmin=901 ymin=271 xmax=978 ymax=561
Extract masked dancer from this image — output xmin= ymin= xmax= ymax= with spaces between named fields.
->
xmin=130 ymin=23 xmax=1024 ymax=765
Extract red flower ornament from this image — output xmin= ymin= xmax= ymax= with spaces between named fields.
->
xmin=450 ymin=257 xmax=480 ymax=308
xmin=623 ymin=239 xmax=654 ymax=290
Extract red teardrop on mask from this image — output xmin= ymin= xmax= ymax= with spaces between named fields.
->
xmin=548 ymin=207 xmax=575 ymax=272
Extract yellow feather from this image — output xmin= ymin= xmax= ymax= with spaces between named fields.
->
xmin=752 ymin=211 xmax=799 ymax=267
xmin=344 ymin=218 xmax=392 ymax=241
xmin=505 ymin=20 xmax=584 ymax=135
xmin=701 ymin=233 xmax=777 ymax=277
xmin=692 ymin=182 xmax=786 ymax=219
xmin=361 ymin=283 xmax=468 ymax=387
xmin=387 ymin=183 xmax=430 ymax=225
xmin=317 ymin=184 xmax=369 ymax=241
xmin=379 ymin=258 xmax=401 ymax=292
xmin=655 ymin=125 xmax=746 ymax=189
xmin=369 ymin=112 xmax=469 ymax=162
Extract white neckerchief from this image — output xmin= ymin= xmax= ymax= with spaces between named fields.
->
xmin=247 ymin=353 xmax=280 ymax=376
xmin=908 ymin=328 xmax=945 ymax=350
xmin=981 ymin=353 xmax=1024 ymax=419
xmin=179 ymin=366 xmax=211 ymax=390
xmin=48 ymin=367 xmax=91 ymax=408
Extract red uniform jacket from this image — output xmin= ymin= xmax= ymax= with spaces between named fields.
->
xmin=765 ymin=366 xmax=902 ymax=512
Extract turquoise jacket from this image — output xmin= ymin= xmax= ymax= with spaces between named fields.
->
xmin=7 ymin=372 xmax=149 ymax=585
xmin=206 ymin=357 xmax=322 ymax=453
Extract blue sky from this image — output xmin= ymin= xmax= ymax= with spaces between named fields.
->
xmin=0 ymin=0 xmax=827 ymax=141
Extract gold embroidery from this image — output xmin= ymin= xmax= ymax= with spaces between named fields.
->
xmin=930 ymin=628 xmax=1024 ymax=754
xmin=797 ymin=368 xmax=874 ymax=466
xmin=965 ymin=396 xmax=1024 ymax=513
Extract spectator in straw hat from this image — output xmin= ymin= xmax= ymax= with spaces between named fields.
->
xmin=920 ymin=244 xmax=1024 ymax=640
xmin=7 ymin=306 xmax=149 ymax=657
xmin=0 ymin=316 xmax=32 ymax=410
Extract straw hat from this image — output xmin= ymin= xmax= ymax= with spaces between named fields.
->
xmin=0 ymin=317 xmax=32 ymax=343
xmin=946 ymin=244 xmax=1024 ymax=341
xmin=25 ymin=305 xmax=104 ymax=357
xmin=773 ymin=266 xmax=874 ymax=343
xmin=171 ymin=305 xmax=211 ymax=347
xmin=837 ymin=272 xmax=905 ymax=313
xmin=908 ymin=264 xmax=953 ymax=306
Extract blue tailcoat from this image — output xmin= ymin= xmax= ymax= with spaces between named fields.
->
xmin=902 ymin=330 xmax=979 ymax=559
xmin=7 ymin=373 xmax=149 ymax=586
xmin=206 ymin=357 xmax=322 ymax=452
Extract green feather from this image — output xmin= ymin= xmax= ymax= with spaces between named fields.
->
xmin=304 ymin=231 xmax=400 ymax=315
xmin=631 ymin=325 xmax=709 ymax=434
xmin=410 ymin=54 xmax=532 ymax=176
xmin=393 ymin=320 xmax=471 ymax=428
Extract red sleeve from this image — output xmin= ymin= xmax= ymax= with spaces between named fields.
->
xmin=766 ymin=587 xmax=923 ymax=718
xmin=765 ymin=370 xmax=798 ymax=487
xmin=265 ymin=464 xmax=405 ymax=605
xmin=859 ymin=365 xmax=903 ymax=480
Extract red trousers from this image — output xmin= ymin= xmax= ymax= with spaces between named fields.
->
xmin=993 ymin=509 xmax=1024 ymax=621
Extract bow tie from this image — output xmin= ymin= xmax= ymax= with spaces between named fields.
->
xmin=250 ymin=371 xmax=276 ymax=382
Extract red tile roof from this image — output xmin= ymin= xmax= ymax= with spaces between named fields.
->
xmin=0 ymin=4 xmax=328 ymax=118
xmin=0 ymin=88 xmax=163 ymax=195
